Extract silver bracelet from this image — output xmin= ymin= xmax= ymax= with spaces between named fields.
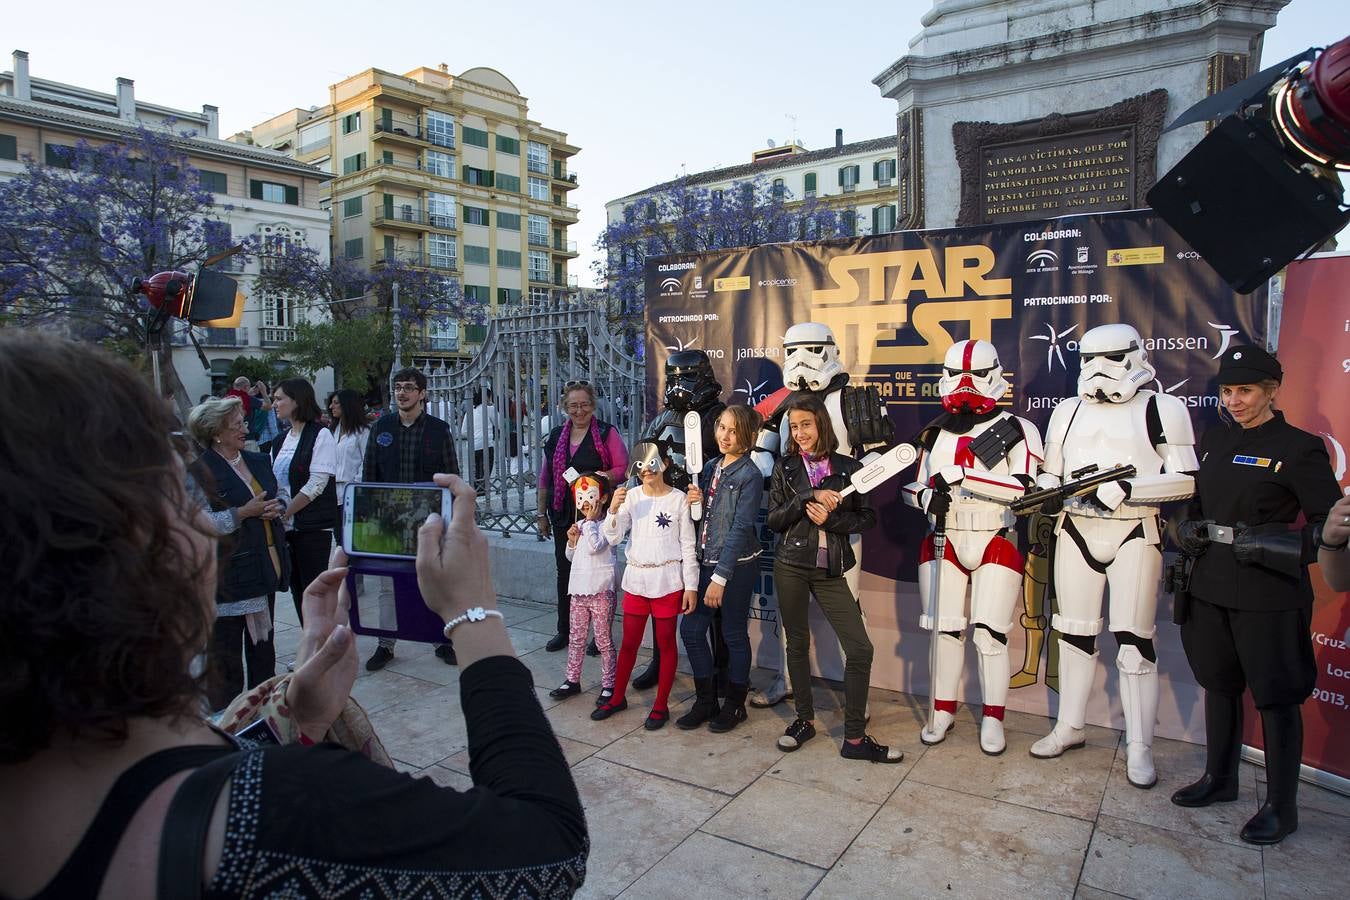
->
xmin=442 ymin=606 xmax=504 ymax=639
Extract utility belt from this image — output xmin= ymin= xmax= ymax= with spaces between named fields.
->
xmin=1204 ymin=521 xmax=1289 ymax=544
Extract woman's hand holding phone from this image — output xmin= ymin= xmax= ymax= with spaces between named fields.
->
xmin=287 ymin=549 xmax=359 ymax=742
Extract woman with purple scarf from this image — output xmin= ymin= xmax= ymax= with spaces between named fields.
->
xmin=537 ymin=381 xmax=628 ymax=651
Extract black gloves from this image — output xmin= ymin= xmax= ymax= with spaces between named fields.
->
xmin=1232 ymin=523 xmax=1306 ymax=578
xmin=1039 ymin=493 xmax=1064 ymax=516
xmin=1176 ymin=519 xmax=1212 ymax=556
xmin=926 ymin=486 xmax=951 ymax=521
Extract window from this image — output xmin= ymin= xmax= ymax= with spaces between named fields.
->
xmin=344 ymin=238 xmax=364 ymax=259
xmin=0 ymin=134 xmax=16 ymax=160
xmin=872 ymin=204 xmax=897 ymax=234
xmin=529 ymin=250 xmax=550 ymax=281
xmin=203 ymin=220 xmax=233 ymax=256
xmin=497 ymin=212 xmax=521 ymax=231
xmin=298 ymin=123 xmax=327 ymax=154
xmin=381 ymin=150 xmax=394 ymax=165
xmin=199 ymin=169 xmax=227 ymax=193
xmin=772 ymin=178 xmax=785 ymax=200
xmin=462 ymin=166 xmax=492 ymax=187
xmin=427 ymin=318 xmax=459 ymax=352
xmin=342 ymin=152 xmax=366 ymax=175
xmin=250 ymin=180 xmax=299 ymax=205
xmin=464 ymin=284 xmax=489 ymax=303
xmin=527 ymin=141 xmax=548 ymax=173
xmin=498 ymin=288 xmax=521 ymax=305
xmin=341 ymin=112 xmax=361 ymax=135
xmin=342 ymin=196 xmax=363 ymax=218
xmin=45 ymin=143 xmax=75 ymax=168
xmin=496 ymin=135 xmax=519 ymax=155
xmin=804 ymin=172 xmax=816 ymax=197
xmin=425 ymin=110 xmax=455 ymax=149
xmin=711 ymin=189 xmax=724 ymax=205
xmin=424 ymin=150 xmax=454 ymax=178
xmin=464 ymin=244 xmax=491 ymax=266
xmin=528 ymin=176 xmax=549 ymax=200
xmin=496 ymin=173 xmax=521 ymax=194
xmin=497 ymin=249 xmax=521 ymax=268
xmin=874 ymin=158 xmax=896 ymax=185
xmin=841 ymin=210 xmax=857 ymax=236
xmin=465 ymin=324 xmax=487 ymax=343
xmin=528 ymin=214 xmax=549 ymax=246
xmin=462 ymin=126 xmax=489 ymax=148
xmin=463 ymin=206 xmax=490 ymax=227
xmin=427 ymin=191 xmax=455 ymax=228
xmin=427 ymin=233 xmax=456 ymax=269
xmin=529 ymin=287 xmax=550 ymax=305
xmin=839 ymin=164 xmax=860 ymax=192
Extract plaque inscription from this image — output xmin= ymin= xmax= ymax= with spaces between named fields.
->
xmin=980 ymin=127 xmax=1136 ymax=224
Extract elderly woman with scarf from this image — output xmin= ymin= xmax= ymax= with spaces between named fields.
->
xmin=537 ymin=381 xmax=628 ymax=652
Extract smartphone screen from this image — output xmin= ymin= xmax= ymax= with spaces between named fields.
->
xmin=344 ymin=483 xmax=452 ymax=559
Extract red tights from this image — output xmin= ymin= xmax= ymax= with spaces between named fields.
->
xmin=613 ymin=612 xmax=678 ymax=712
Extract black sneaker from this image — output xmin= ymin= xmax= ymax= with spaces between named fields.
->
xmin=777 ymin=718 xmax=816 ymax=752
xmin=435 ymin=643 xmax=457 ymax=666
xmin=549 ymin=681 xmax=582 ymax=700
xmin=545 ymin=633 xmax=567 ymax=652
xmin=840 ymin=734 xmax=904 ymax=764
xmin=365 ymin=646 xmax=394 ymax=671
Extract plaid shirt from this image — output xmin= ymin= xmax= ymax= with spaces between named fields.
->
xmin=363 ymin=411 xmax=457 ymax=483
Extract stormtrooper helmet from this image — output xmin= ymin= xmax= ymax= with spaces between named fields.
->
xmin=664 ymin=349 xmax=722 ymax=412
xmin=571 ymin=473 xmax=610 ymax=517
xmin=627 ymin=440 xmax=669 ymax=481
xmin=1076 ymin=323 xmax=1155 ymax=403
xmin=782 ymin=322 xmax=843 ymax=392
xmin=938 ymin=339 xmax=1009 ymax=415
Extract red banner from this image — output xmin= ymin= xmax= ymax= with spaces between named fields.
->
xmin=1261 ymin=253 xmax=1350 ymax=781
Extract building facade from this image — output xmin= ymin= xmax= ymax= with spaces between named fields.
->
xmin=250 ymin=64 xmax=580 ymax=366
xmin=0 ymin=50 xmax=332 ymax=403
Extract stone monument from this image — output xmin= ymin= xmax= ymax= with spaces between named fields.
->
xmin=873 ymin=0 xmax=1292 ymax=229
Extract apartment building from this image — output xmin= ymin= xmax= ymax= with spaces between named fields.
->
xmin=605 ymin=130 xmax=902 ymax=241
xmin=250 ymin=64 xmax=580 ymax=365
xmin=0 ymin=50 xmax=332 ymax=403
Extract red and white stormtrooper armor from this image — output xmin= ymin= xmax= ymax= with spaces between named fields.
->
xmin=903 ymin=340 xmax=1043 ymax=755
xmin=1029 ymin=323 xmax=1197 ymax=788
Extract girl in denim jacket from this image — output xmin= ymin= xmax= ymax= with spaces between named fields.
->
xmin=679 ymin=405 xmax=764 ymax=732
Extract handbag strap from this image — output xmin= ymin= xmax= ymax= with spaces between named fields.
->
xmin=157 ymin=750 xmax=247 ymax=900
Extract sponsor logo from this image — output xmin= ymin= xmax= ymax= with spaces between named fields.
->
xmin=1150 ymin=377 xmax=1221 ymax=408
xmin=657 ymin=261 xmax=696 ymax=272
xmin=715 ymin=275 xmax=751 ymax=292
xmin=1208 ymin=321 xmax=1239 ymax=358
xmin=664 ymin=335 xmax=724 ymax=359
xmin=1029 ymin=323 xmax=1080 ymax=371
xmin=1106 ymin=246 xmax=1165 ymax=266
xmin=757 ymin=277 xmax=799 ymax=288
xmin=735 ymin=346 xmax=783 ymax=361
xmin=693 ymin=276 xmax=703 ymax=290
xmin=1023 ymin=228 xmax=1083 ymax=241
xmin=1025 ymin=248 xmax=1060 ymax=273
xmin=732 ymin=378 xmax=774 ymax=405
xmin=1176 ymin=250 xmax=1201 ymax=260
xmin=1068 ymin=246 xmax=1098 ymax=276
xmin=1077 ymin=246 xmax=1089 ymax=264
xmin=659 ymin=277 xmax=683 ymax=296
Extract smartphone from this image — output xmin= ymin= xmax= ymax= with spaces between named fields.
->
xmin=342 ymin=482 xmax=453 ymax=559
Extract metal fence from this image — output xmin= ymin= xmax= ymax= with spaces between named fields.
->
xmin=413 ymin=299 xmax=645 ymax=535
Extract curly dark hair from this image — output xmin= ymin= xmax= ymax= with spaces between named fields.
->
xmin=0 ymin=332 xmax=214 ymax=763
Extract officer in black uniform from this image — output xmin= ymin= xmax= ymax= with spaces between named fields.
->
xmin=630 ymin=350 xmax=726 ymax=690
xmin=1170 ymin=345 xmax=1340 ymax=845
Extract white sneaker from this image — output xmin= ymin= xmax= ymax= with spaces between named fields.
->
xmin=980 ymin=717 xmax=1006 ymax=756
xmin=1029 ymin=723 xmax=1086 ymax=758
xmin=919 ymin=709 xmax=955 ymax=745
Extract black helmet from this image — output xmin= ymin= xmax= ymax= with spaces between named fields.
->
xmin=663 ymin=349 xmax=722 ymax=412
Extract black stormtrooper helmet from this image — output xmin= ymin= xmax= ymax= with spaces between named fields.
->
xmin=663 ymin=349 xmax=722 ymax=413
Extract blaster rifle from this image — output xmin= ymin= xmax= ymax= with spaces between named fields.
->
xmin=1011 ymin=463 xmax=1137 ymax=516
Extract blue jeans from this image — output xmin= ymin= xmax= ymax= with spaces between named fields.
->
xmin=681 ymin=561 xmax=757 ymax=682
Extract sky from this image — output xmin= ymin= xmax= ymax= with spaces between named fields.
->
xmin=6 ymin=0 xmax=1343 ymax=286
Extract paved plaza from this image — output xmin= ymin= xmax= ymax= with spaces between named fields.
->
xmin=273 ymin=591 xmax=1346 ymax=900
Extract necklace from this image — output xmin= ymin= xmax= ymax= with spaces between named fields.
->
xmin=222 ymin=450 xmax=244 ymax=465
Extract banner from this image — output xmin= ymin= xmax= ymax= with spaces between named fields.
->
xmin=1264 ymin=253 xmax=1350 ymax=782
xmin=645 ymin=210 xmax=1267 ymax=743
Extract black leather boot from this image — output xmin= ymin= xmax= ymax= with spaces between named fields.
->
xmin=1172 ymin=691 xmax=1242 ymax=808
xmin=676 ymin=677 xmax=720 ymax=730
xmin=632 ymin=640 xmax=660 ymax=690
xmin=708 ymin=682 xmax=748 ymax=733
xmin=1241 ymin=704 xmax=1302 ymax=845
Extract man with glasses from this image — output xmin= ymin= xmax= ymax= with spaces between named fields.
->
xmin=363 ymin=368 xmax=460 ymax=669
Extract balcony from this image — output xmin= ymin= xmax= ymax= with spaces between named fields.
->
xmin=553 ymin=273 xmax=579 ymax=288
xmin=372 ymin=205 xmax=457 ymax=232
xmin=527 ymin=159 xmax=549 ymax=175
xmin=375 ymin=248 xmax=457 ymax=271
xmin=260 ymin=327 xmax=294 ymax=348
xmin=373 ymin=121 xmax=427 ymax=147
xmin=297 ymin=136 xmax=330 ymax=156
xmin=553 ymin=239 xmax=578 ymax=256
xmin=552 ymin=164 xmax=578 ymax=189
xmin=528 ymin=232 xmax=550 ymax=247
xmin=528 ymin=269 xmax=552 ymax=284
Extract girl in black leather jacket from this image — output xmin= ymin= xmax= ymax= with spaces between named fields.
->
xmin=766 ymin=396 xmax=901 ymax=763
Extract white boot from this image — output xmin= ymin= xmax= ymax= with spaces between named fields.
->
xmin=974 ymin=628 xmax=1009 ymax=756
xmin=1030 ymin=639 xmax=1094 ymax=759
xmin=920 ymin=633 xmax=965 ymax=745
xmin=1117 ymin=643 xmax=1159 ymax=788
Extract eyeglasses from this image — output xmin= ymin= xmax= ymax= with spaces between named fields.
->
xmin=566 ymin=402 xmax=594 ymax=411
xmin=393 ymin=383 xmax=424 ymax=394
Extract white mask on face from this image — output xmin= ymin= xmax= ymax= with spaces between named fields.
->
xmin=782 ymin=322 xmax=843 ymax=392
xmin=1076 ymin=323 xmax=1155 ymax=403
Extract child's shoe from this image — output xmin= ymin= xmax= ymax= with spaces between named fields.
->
xmin=644 ymin=708 xmax=670 ymax=731
xmin=590 ymin=697 xmax=628 ymax=720
xmin=595 ymin=687 xmax=614 ymax=708
xmin=549 ymin=681 xmax=581 ymax=700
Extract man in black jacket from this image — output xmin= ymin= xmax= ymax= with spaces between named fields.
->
xmin=363 ymin=368 xmax=460 ymax=670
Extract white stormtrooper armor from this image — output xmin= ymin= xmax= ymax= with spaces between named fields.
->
xmin=1029 ymin=323 xmax=1198 ymax=788
xmin=902 ymin=340 xmax=1043 ymax=755
xmin=781 ymin=321 xmax=844 ymax=392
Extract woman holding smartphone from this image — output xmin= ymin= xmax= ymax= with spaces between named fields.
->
xmin=272 ymin=378 xmax=338 ymax=625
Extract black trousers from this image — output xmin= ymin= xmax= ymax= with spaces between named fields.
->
xmin=1181 ymin=594 xmax=1316 ymax=708
xmin=552 ymin=522 xmax=572 ymax=635
xmin=287 ymin=529 xmax=333 ymax=624
xmin=208 ymin=595 xmax=276 ymax=711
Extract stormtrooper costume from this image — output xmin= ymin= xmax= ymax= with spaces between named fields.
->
xmin=1029 ymin=323 xmax=1197 ymax=789
xmin=903 ymin=340 xmax=1043 ymax=755
xmin=749 ymin=322 xmax=892 ymax=707
xmin=630 ymin=350 xmax=726 ymax=691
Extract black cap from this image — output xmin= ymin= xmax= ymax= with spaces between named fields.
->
xmin=1216 ymin=344 xmax=1282 ymax=385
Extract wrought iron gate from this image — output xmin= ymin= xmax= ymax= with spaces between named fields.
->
xmin=417 ymin=301 xmax=644 ymax=535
